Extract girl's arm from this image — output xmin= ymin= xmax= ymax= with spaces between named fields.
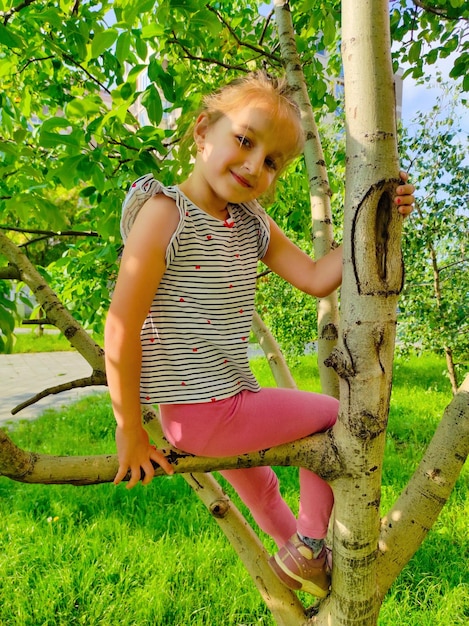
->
xmin=104 ymin=195 xmax=179 ymax=488
xmin=262 ymin=221 xmax=343 ymax=298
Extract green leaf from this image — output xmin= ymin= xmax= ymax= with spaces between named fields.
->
xmin=115 ymin=31 xmax=131 ymax=64
xmin=408 ymin=40 xmax=422 ymax=64
xmin=66 ymin=97 xmax=103 ymax=118
xmin=148 ymin=57 xmax=176 ymax=102
xmin=141 ymin=85 xmax=163 ymax=125
xmin=91 ymin=29 xmax=118 ymax=59
xmin=0 ymin=24 xmax=23 ymax=49
xmin=322 ymin=13 xmax=336 ymax=47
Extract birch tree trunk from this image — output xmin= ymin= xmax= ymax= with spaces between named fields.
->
xmin=274 ymin=0 xmax=339 ymax=399
xmin=321 ymin=0 xmax=404 ymax=623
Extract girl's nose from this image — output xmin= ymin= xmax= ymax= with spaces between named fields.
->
xmin=243 ymin=151 xmax=264 ymax=176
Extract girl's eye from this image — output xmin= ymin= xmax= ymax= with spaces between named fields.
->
xmin=236 ymin=135 xmax=251 ymax=148
xmin=265 ymin=157 xmax=278 ymax=171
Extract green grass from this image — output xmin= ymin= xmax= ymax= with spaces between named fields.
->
xmin=0 ymin=354 xmax=467 ymax=625
xmin=12 ymin=329 xmax=104 ymax=354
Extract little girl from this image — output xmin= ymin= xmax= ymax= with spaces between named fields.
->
xmin=105 ymin=72 xmax=415 ymax=598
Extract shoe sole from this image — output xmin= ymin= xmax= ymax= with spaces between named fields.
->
xmin=269 ymin=554 xmax=329 ymax=598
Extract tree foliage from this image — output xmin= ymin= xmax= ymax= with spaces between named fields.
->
xmin=0 ymin=0 xmax=466 ymax=358
xmin=398 ymin=85 xmax=469 ymax=390
xmin=390 ymin=0 xmax=469 ymax=90
xmin=0 ymin=0 xmax=344 ymax=343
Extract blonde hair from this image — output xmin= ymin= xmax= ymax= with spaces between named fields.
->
xmin=201 ymin=71 xmax=305 ymax=164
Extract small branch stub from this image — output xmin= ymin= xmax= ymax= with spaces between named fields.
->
xmin=210 ymin=497 xmax=231 ymax=518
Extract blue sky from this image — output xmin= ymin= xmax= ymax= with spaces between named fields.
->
xmin=400 ymin=54 xmax=467 ymax=130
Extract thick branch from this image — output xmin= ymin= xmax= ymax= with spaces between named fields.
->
xmin=251 ymin=310 xmax=297 ymax=389
xmin=0 ymin=232 xmax=105 ymax=375
xmin=0 ymin=428 xmax=344 ymax=485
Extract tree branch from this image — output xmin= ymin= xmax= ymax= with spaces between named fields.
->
xmin=0 ymin=425 xmax=344 ymax=485
xmin=19 ymin=55 xmax=55 ymax=72
xmin=0 ymin=225 xmax=99 ymax=238
xmin=412 ymin=0 xmax=469 ymax=22
xmin=378 ymin=373 xmax=469 ymax=597
xmin=10 ymin=374 xmax=107 ymax=416
xmin=206 ymin=4 xmax=282 ymax=63
xmin=167 ymin=35 xmax=250 ymax=72
xmin=0 ymin=232 xmax=105 ymax=373
xmin=1 ymin=0 xmax=36 ymax=24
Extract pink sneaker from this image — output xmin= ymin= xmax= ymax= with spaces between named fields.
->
xmin=268 ymin=534 xmax=331 ymax=598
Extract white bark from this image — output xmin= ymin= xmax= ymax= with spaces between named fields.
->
xmin=252 ymin=310 xmax=297 ymax=389
xmin=274 ymin=0 xmax=339 ymax=399
xmin=322 ymin=0 xmax=402 ymax=623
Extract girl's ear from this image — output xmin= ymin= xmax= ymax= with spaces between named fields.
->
xmin=194 ymin=112 xmax=210 ymax=151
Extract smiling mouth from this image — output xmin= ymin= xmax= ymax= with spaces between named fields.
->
xmin=231 ymin=171 xmax=252 ymax=188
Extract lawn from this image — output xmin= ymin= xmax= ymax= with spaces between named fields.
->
xmin=0 ymin=353 xmax=467 ymax=625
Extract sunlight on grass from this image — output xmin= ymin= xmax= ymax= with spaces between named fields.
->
xmin=12 ymin=329 xmax=103 ymax=353
xmin=0 ymin=354 xmax=467 ymax=625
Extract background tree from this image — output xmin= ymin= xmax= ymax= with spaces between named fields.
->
xmin=398 ymin=85 xmax=469 ymax=393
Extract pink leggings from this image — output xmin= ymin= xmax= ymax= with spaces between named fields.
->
xmin=160 ymin=388 xmax=338 ymax=548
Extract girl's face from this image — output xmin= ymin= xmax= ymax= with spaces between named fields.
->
xmin=193 ymin=103 xmax=300 ymax=209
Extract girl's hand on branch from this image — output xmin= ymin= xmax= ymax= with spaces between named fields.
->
xmin=114 ymin=425 xmax=174 ymax=489
xmin=395 ymin=171 xmax=415 ymax=217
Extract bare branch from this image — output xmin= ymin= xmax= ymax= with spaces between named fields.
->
xmin=11 ymin=374 xmax=107 ymax=416
xmin=259 ymin=7 xmax=275 ymax=46
xmin=19 ymin=55 xmax=54 ymax=72
xmin=206 ymin=4 xmax=282 ymax=63
xmin=0 ymin=225 xmax=99 ymax=238
xmin=168 ymin=35 xmax=250 ymax=72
